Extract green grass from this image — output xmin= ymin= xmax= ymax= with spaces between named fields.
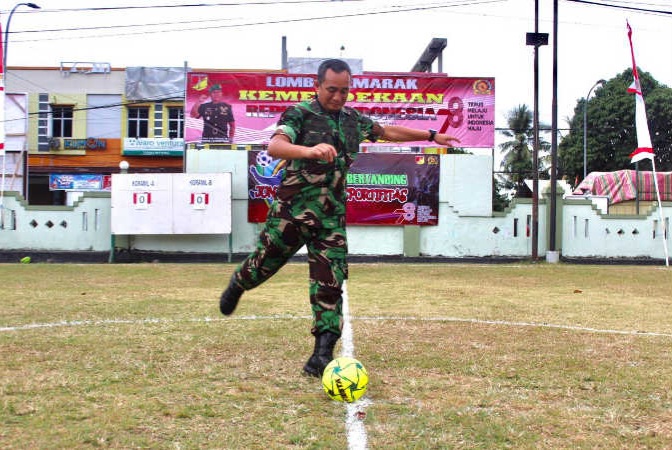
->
xmin=1 ymin=262 xmax=672 ymax=449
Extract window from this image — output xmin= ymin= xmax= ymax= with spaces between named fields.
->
xmin=128 ymin=106 xmax=149 ymax=138
xmin=168 ymin=106 xmax=184 ymax=139
xmin=51 ymin=106 xmax=73 ymax=137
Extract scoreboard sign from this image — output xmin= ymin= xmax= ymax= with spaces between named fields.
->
xmin=111 ymin=173 xmax=231 ymax=235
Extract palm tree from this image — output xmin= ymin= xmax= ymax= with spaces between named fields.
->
xmin=499 ymin=104 xmax=550 ymax=196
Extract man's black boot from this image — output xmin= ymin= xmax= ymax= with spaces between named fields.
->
xmin=303 ymin=331 xmax=339 ymax=377
xmin=219 ymin=275 xmax=244 ymax=315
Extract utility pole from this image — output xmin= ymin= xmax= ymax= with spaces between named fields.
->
xmin=526 ymin=0 xmax=548 ymax=261
xmin=548 ymin=0 xmax=560 ymax=263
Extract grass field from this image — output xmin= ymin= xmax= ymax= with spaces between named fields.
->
xmin=2 ymin=262 xmax=672 ymax=449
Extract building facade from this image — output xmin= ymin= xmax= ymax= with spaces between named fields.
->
xmin=4 ymin=63 xmax=185 ymax=205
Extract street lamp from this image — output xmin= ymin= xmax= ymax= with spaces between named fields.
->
xmin=4 ymin=2 xmax=40 ymax=202
xmin=4 ymin=3 xmax=41 ymax=68
xmin=582 ymin=79 xmax=606 ymax=181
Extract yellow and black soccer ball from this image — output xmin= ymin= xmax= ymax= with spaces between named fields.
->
xmin=321 ymin=356 xmax=368 ymax=402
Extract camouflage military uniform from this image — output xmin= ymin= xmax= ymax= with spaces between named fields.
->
xmin=233 ymin=99 xmax=382 ymax=336
xmin=198 ymin=101 xmax=234 ymax=142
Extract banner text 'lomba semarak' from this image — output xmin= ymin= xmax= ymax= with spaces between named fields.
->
xmin=186 ymin=72 xmax=495 ymax=147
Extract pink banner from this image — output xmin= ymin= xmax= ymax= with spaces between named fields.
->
xmin=186 ymin=72 xmax=495 ymax=148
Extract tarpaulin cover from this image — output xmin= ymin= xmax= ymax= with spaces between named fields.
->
xmin=573 ymin=170 xmax=672 ymax=204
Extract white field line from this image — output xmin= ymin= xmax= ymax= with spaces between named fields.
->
xmin=340 ymin=280 xmax=369 ymax=450
xmin=3 ymin=301 xmax=671 ymax=449
xmin=340 ymin=281 xmax=355 ymax=359
xmin=2 ymin=315 xmax=672 ymax=338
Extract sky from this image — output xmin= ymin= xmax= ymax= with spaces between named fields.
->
xmin=2 ymin=0 xmax=671 ymax=155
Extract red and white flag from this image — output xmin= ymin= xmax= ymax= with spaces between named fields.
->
xmin=626 ymin=21 xmax=654 ymax=164
xmin=626 ymin=22 xmax=669 ymax=266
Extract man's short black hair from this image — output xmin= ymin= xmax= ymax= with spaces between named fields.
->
xmin=317 ymin=59 xmax=352 ymax=84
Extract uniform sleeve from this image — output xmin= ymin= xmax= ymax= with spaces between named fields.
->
xmin=358 ymin=113 xmax=383 ymax=143
xmin=271 ymin=105 xmax=305 ymax=143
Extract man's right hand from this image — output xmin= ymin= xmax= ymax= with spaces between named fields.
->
xmin=309 ymin=143 xmax=337 ymax=163
xmin=268 ymin=135 xmax=336 ymax=162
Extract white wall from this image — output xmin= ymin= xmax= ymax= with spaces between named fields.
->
xmin=1 ymin=150 xmax=671 ymax=262
xmin=0 ymin=192 xmax=111 ymax=251
xmin=441 ymin=154 xmax=492 ymax=217
xmin=562 ymin=199 xmax=669 ymax=259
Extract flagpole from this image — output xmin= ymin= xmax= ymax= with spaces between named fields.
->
xmin=650 ymin=159 xmax=669 ymax=266
xmin=0 ymin=18 xmax=6 ymax=230
xmin=626 ymin=21 xmax=669 ymax=267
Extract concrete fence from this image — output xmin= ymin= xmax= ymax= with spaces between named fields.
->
xmin=1 ymin=153 xmax=670 ymax=263
xmin=1 ymin=191 xmax=670 ymax=263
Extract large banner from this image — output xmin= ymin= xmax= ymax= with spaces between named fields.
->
xmin=186 ymin=72 xmax=494 ymax=148
xmin=248 ymin=151 xmax=440 ymax=226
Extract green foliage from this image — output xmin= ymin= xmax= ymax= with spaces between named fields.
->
xmin=559 ymin=68 xmax=672 ymax=183
xmin=498 ymin=104 xmax=551 ymax=197
xmin=492 ymin=175 xmax=510 ymax=211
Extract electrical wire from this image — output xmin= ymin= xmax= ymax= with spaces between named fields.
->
xmin=0 ymin=0 xmax=363 ymax=14
xmin=6 ymin=0 xmax=504 ymax=42
xmin=565 ymin=0 xmax=672 ymax=15
xmin=3 ymin=0 xmax=506 ymax=126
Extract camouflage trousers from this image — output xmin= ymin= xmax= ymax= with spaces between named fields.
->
xmin=233 ymin=212 xmax=348 ymax=336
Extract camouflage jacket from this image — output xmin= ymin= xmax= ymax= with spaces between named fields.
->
xmin=271 ymin=99 xmax=382 ymax=228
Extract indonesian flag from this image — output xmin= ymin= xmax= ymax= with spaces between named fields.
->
xmin=626 ymin=21 xmax=654 ymax=164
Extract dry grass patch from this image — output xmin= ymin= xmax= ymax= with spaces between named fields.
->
xmin=1 ymin=262 xmax=672 ymax=449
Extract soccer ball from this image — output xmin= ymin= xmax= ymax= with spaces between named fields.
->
xmin=321 ymin=356 xmax=369 ymax=402
xmin=256 ymin=150 xmax=274 ymax=168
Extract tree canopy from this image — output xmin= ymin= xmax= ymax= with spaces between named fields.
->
xmin=558 ymin=68 xmax=672 ymax=184
xmin=498 ymin=104 xmax=550 ymax=197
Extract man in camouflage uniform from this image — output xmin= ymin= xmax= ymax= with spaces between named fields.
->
xmin=220 ymin=59 xmax=459 ymax=377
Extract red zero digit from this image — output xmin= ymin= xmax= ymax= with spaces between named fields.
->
xmin=440 ymin=96 xmax=464 ymax=133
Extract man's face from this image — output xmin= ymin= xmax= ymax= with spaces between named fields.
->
xmin=210 ymin=89 xmax=223 ymax=100
xmin=316 ymin=69 xmax=351 ymax=113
